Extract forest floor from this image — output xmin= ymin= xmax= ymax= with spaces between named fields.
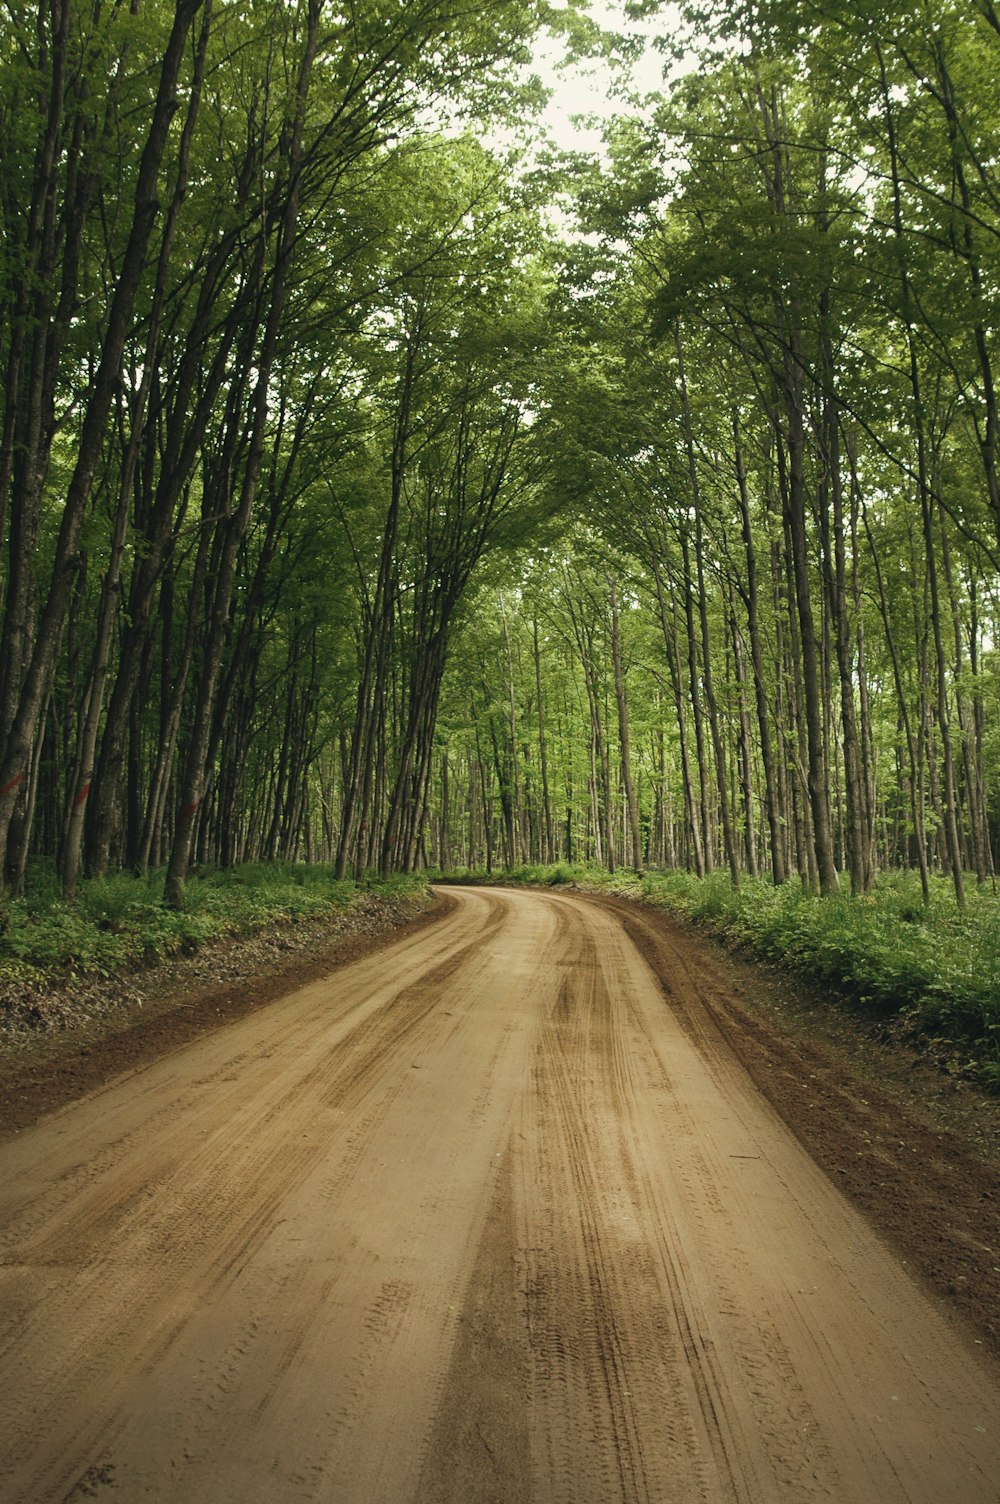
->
xmin=0 ymin=885 xmax=997 ymax=1502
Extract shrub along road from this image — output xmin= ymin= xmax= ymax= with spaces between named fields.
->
xmin=0 ymin=886 xmax=997 ymax=1502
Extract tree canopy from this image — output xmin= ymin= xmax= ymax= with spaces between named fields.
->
xmin=2 ymin=0 xmax=1000 ymax=905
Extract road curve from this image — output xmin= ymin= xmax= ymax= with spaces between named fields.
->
xmin=0 ymin=885 xmax=997 ymax=1503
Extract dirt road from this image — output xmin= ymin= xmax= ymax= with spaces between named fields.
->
xmin=1 ymin=886 xmax=998 ymax=1503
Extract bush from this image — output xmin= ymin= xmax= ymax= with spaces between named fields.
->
xmin=0 ymin=863 xmax=429 ymax=982
xmin=657 ymin=871 xmax=1000 ymax=1076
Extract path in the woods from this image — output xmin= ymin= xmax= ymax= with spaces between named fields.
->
xmin=0 ymin=885 xmax=997 ymax=1503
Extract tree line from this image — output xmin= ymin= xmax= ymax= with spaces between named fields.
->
xmin=0 ymin=0 xmax=548 ymax=903
xmin=376 ymin=0 xmax=1000 ymax=903
xmin=2 ymin=0 xmax=1000 ymax=907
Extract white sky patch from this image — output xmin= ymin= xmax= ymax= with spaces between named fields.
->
xmin=532 ymin=1 xmax=682 ymax=157
xmin=419 ymin=2 xmax=694 ymax=171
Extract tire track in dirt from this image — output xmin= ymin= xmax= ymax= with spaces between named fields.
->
xmin=422 ymin=889 xmax=1000 ymax=1504
xmin=506 ymin=902 xmax=755 ymax=1503
xmin=590 ymin=891 xmax=1000 ymax=1359
xmin=0 ymin=887 xmax=536 ymax=1503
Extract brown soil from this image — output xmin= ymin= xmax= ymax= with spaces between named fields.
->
xmin=0 ymin=885 xmax=997 ymax=1503
xmin=0 ymin=889 xmax=450 ymax=1138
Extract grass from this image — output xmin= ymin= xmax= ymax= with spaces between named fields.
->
xmin=0 ymin=862 xmax=429 ymax=985
xmin=441 ymin=862 xmax=1000 ymax=1086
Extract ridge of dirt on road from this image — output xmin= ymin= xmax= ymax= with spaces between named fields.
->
xmin=0 ymin=889 xmax=453 ymax=1140
xmin=577 ymin=889 xmax=1000 ymax=1363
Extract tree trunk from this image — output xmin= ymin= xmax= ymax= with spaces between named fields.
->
xmin=609 ymin=579 xmax=643 ymax=872
xmin=733 ymin=418 xmax=785 ymax=883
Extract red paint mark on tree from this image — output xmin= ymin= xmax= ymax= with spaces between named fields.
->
xmin=0 ymin=774 xmax=24 ymax=798
xmin=73 ymin=781 xmax=92 ymax=807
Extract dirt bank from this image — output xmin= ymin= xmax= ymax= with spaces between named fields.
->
xmin=0 ymin=888 xmax=448 ymax=1138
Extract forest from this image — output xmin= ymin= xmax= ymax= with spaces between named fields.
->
xmin=2 ymin=0 xmax=1000 ymax=1054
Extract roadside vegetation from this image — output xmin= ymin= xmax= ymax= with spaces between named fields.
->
xmin=0 ymin=864 xmax=429 ymax=989
xmin=442 ymin=865 xmax=1000 ymax=1086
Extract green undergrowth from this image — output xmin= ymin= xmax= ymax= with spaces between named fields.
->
xmin=441 ymin=862 xmax=1000 ymax=1086
xmin=0 ymin=863 xmax=429 ymax=985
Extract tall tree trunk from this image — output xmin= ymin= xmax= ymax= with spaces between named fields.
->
xmin=498 ymin=595 xmax=524 ymax=868
xmin=733 ymin=417 xmax=785 ymax=883
xmin=729 ymin=598 xmax=758 ymax=878
xmin=879 ymin=49 xmax=965 ymax=906
xmin=650 ymin=561 xmax=705 ymax=876
xmin=782 ymin=337 xmax=838 ymax=893
xmin=532 ymin=617 xmax=554 ymax=864
xmin=678 ymin=523 xmax=714 ymax=871
xmin=818 ymin=296 xmax=868 ymax=892
xmin=609 ymin=578 xmax=643 ymax=872
xmin=675 ymin=325 xmax=739 ymax=882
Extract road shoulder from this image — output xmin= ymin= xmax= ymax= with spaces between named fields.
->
xmin=0 ymin=889 xmax=454 ymax=1140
